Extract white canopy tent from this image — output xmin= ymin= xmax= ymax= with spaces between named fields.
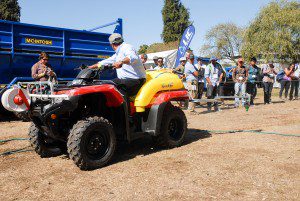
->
xmin=144 ymin=49 xmax=178 ymax=69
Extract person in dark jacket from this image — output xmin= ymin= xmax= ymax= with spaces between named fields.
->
xmin=246 ymin=57 xmax=260 ymax=105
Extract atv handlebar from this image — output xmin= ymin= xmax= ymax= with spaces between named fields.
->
xmin=75 ymin=63 xmax=114 ymax=71
xmin=101 ymin=64 xmax=114 ymax=70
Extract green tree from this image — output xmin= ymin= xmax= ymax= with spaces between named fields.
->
xmin=241 ymin=0 xmax=300 ymax=62
xmin=200 ymin=23 xmax=243 ymax=62
xmin=138 ymin=44 xmax=149 ymax=54
xmin=0 ymin=0 xmax=21 ymax=22
xmin=162 ymin=0 xmax=191 ymax=43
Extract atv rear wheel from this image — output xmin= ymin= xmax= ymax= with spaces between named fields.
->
xmin=154 ymin=104 xmax=187 ymax=148
xmin=28 ymin=123 xmax=62 ymax=157
xmin=67 ymin=116 xmax=116 ymax=170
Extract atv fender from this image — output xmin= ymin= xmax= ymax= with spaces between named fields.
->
xmin=57 ymin=84 xmax=124 ymax=107
xmin=31 ymin=96 xmax=79 ymax=141
xmin=141 ymin=102 xmax=167 ymax=136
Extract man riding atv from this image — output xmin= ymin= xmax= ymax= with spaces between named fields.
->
xmin=89 ymin=33 xmax=146 ymax=108
xmin=1 ymin=33 xmax=189 ymax=170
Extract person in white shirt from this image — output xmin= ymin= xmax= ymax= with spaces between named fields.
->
xmin=140 ymin=54 xmax=148 ymax=70
xmin=154 ymin=57 xmax=167 ymax=70
xmin=89 ymin=33 xmax=146 ymax=108
xmin=205 ymin=56 xmax=224 ymax=111
xmin=184 ymin=53 xmax=199 ymax=114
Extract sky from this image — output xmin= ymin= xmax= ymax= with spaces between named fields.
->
xmin=19 ymin=0 xmax=274 ymax=54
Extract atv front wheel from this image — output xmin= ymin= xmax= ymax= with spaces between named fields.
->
xmin=67 ymin=116 xmax=116 ymax=170
xmin=14 ymin=111 xmax=30 ymax=122
xmin=155 ymin=104 xmax=187 ymax=148
xmin=28 ymin=123 xmax=62 ymax=157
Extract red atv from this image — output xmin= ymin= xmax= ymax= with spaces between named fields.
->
xmin=1 ymin=65 xmax=189 ymax=170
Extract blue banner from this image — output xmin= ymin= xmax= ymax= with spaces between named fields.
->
xmin=175 ymin=25 xmax=195 ymax=67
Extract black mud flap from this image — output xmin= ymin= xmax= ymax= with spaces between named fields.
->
xmin=141 ymin=102 xmax=167 ymax=136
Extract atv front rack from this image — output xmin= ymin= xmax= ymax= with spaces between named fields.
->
xmin=16 ymin=81 xmax=69 ymax=100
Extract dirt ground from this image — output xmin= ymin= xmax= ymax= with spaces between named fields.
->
xmin=0 ymin=88 xmax=299 ymax=201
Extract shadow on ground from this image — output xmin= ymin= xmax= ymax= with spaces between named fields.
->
xmin=0 ymin=113 xmax=18 ymax=122
xmin=255 ymin=100 xmax=285 ymax=106
xmin=111 ymin=128 xmax=211 ymax=166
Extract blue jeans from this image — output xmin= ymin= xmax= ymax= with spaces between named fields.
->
xmin=234 ymin=83 xmax=246 ymax=106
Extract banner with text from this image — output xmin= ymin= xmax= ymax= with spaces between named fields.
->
xmin=175 ymin=25 xmax=195 ymax=67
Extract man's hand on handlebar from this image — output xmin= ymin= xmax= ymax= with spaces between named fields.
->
xmin=113 ymin=61 xmax=123 ymax=69
xmin=88 ymin=64 xmax=99 ymax=69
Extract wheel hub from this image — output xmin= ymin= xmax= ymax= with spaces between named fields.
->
xmin=168 ymin=118 xmax=182 ymax=141
xmin=86 ymin=131 xmax=109 ymax=158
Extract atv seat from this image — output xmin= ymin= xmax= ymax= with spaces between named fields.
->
xmin=94 ymin=80 xmax=117 ymax=86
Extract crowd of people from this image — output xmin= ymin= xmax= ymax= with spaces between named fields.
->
xmin=138 ymin=52 xmax=299 ymax=114
xmin=31 ymin=34 xmax=299 ymax=116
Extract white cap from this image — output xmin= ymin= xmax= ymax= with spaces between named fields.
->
xmin=108 ymin=33 xmax=123 ymax=44
xmin=179 ymin=57 xmax=186 ymax=62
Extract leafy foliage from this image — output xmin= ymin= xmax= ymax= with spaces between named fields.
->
xmin=138 ymin=44 xmax=149 ymax=54
xmin=241 ymin=0 xmax=300 ymax=62
xmin=162 ymin=0 xmax=191 ymax=43
xmin=200 ymin=23 xmax=243 ymax=62
xmin=0 ymin=0 xmax=21 ymax=22
xmin=143 ymin=41 xmax=179 ymax=53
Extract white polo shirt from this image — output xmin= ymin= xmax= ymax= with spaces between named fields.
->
xmin=98 ymin=43 xmax=146 ymax=79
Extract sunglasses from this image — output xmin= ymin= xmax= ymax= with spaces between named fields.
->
xmin=42 ymin=58 xmax=49 ymax=61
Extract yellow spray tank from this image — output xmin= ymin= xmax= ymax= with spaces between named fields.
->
xmin=134 ymin=69 xmax=185 ymax=112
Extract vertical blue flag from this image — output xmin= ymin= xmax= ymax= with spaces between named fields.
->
xmin=175 ymin=25 xmax=195 ymax=67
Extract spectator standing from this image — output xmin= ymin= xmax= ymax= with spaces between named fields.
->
xmin=196 ymin=57 xmax=206 ymax=99
xmin=217 ymin=63 xmax=226 ymax=106
xmin=31 ymin=52 xmax=57 ymax=82
xmin=262 ymin=63 xmax=277 ymax=104
xmin=154 ymin=57 xmax=167 ymax=70
xmin=184 ymin=53 xmax=199 ymax=114
xmin=279 ymin=63 xmax=294 ymax=100
xmin=140 ymin=54 xmax=148 ymax=70
xmin=289 ymin=63 xmax=299 ymax=100
xmin=152 ymin=56 xmax=159 ymax=69
xmin=175 ymin=57 xmax=187 ymax=80
xmin=246 ymin=57 xmax=260 ymax=105
xmin=205 ymin=56 xmax=224 ymax=111
xmin=232 ymin=58 xmax=248 ymax=108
